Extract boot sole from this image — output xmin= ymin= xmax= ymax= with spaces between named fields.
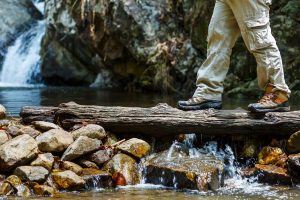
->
xmin=178 ymin=102 xmax=222 ymax=111
xmin=248 ymin=106 xmax=290 ymax=113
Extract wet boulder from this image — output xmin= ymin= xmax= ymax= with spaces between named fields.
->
xmin=287 ymin=131 xmax=300 ymax=154
xmin=32 ymin=121 xmax=61 ymax=132
xmin=31 ymin=153 xmax=55 ymax=171
xmin=117 ymin=138 xmax=151 ymax=158
xmin=78 ymin=159 xmax=99 ymax=169
xmin=144 ymin=151 xmax=224 ymax=191
xmin=33 ymin=184 xmax=56 ymax=196
xmin=258 ymin=146 xmax=287 ymax=168
xmin=36 ymin=129 xmax=74 ymax=153
xmin=103 ymin=153 xmax=139 ymax=185
xmin=287 ymin=154 xmax=300 ymax=181
xmin=51 ymin=170 xmax=85 ymax=190
xmin=0 ymin=130 xmax=9 ymax=145
xmin=60 ymin=161 xmax=83 ymax=175
xmin=14 ymin=166 xmax=49 ymax=182
xmin=71 ymin=124 xmax=106 ymax=140
xmin=255 ymin=164 xmax=292 ymax=185
xmin=0 ymin=182 xmax=13 ymax=195
xmin=81 ymin=168 xmax=114 ymax=189
xmin=17 ymin=126 xmax=41 ymax=138
xmin=88 ymin=148 xmax=114 ymax=165
xmin=61 ymin=136 xmax=101 ymax=161
xmin=0 ymin=134 xmax=38 ymax=171
xmin=4 ymin=175 xmax=31 ymax=197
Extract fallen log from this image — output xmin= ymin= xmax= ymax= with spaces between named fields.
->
xmin=20 ymin=102 xmax=300 ymax=137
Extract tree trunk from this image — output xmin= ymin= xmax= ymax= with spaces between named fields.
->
xmin=20 ymin=102 xmax=300 ymax=137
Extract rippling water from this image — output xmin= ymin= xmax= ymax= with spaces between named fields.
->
xmin=1 ymin=86 xmax=299 ymax=116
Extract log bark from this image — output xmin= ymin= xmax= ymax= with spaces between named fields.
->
xmin=20 ymin=106 xmax=59 ymax=124
xmin=20 ymin=102 xmax=300 ymax=137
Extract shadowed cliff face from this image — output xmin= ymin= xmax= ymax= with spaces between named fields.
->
xmin=41 ymin=0 xmax=300 ymax=96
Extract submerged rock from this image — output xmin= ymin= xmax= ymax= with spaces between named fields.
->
xmin=255 ymin=164 xmax=292 ymax=185
xmin=61 ymin=136 xmax=101 ymax=161
xmin=117 ymin=138 xmax=151 ymax=158
xmin=81 ymin=168 xmax=114 ymax=189
xmin=15 ymin=184 xmax=31 ymax=197
xmin=258 ymin=146 xmax=287 ymax=168
xmin=144 ymin=151 xmax=224 ymax=191
xmin=0 ymin=134 xmax=38 ymax=171
xmin=32 ymin=121 xmax=61 ymax=132
xmin=71 ymin=124 xmax=106 ymax=140
xmin=52 ymin=170 xmax=85 ymax=190
xmin=36 ymin=129 xmax=74 ymax=153
xmin=103 ymin=153 xmax=139 ymax=185
xmin=31 ymin=153 xmax=55 ymax=171
xmin=287 ymin=131 xmax=300 ymax=154
xmin=14 ymin=166 xmax=49 ymax=182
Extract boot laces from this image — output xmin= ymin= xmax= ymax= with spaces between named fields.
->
xmin=258 ymin=93 xmax=275 ymax=103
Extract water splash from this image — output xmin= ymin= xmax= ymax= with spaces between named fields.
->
xmin=0 ymin=1 xmax=45 ymax=87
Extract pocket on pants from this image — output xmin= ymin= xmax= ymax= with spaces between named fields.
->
xmin=245 ymin=17 xmax=273 ymax=51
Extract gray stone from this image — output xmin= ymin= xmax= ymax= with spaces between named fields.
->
xmin=32 ymin=121 xmax=61 ymax=132
xmin=72 ymin=124 xmax=106 ymax=140
xmin=103 ymin=153 xmax=139 ymax=185
xmin=117 ymin=138 xmax=151 ymax=158
xmin=88 ymin=148 xmax=114 ymax=165
xmin=14 ymin=166 xmax=49 ymax=182
xmin=81 ymin=168 xmax=114 ymax=189
xmin=31 ymin=153 xmax=55 ymax=171
xmin=78 ymin=159 xmax=99 ymax=169
xmin=287 ymin=154 xmax=300 ymax=181
xmin=0 ymin=130 xmax=9 ymax=146
xmin=60 ymin=161 xmax=83 ymax=175
xmin=17 ymin=126 xmax=41 ymax=138
xmin=61 ymin=136 xmax=101 ymax=161
xmin=52 ymin=170 xmax=85 ymax=190
xmin=144 ymin=151 xmax=224 ymax=191
xmin=36 ymin=129 xmax=73 ymax=153
xmin=0 ymin=134 xmax=38 ymax=171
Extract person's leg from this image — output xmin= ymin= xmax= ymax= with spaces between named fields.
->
xmin=227 ymin=0 xmax=290 ymax=112
xmin=178 ymin=0 xmax=240 ymax=110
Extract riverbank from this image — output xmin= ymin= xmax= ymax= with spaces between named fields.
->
xmin=0 ymin=103 xmax=300 ymax=198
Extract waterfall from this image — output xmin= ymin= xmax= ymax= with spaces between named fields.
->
xmin=0 ymin=1 xmax=45 ymax=87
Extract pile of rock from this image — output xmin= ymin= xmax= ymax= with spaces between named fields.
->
xmin=241 ymin=130 xmax=300 ymax=185
xmin=0 ymin=117 xmax=151 ymax=197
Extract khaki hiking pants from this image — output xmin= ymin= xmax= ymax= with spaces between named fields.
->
xmin=193 ymin=0 xmax=291 ymax=101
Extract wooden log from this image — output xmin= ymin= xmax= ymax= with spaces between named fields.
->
xmin=20 ymin=106 xmax=59 ymax=124
xmin=20 ymin=102 xmax=300 ymax=137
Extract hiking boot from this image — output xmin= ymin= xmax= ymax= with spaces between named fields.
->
xmin=248 ymin=85 xmax=290 ymax=113
xmin=178 ymin=96 xmax=222 ymax=111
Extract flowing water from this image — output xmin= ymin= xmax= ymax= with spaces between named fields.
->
xmin=1 ymin=1 xmax=300 ymax=200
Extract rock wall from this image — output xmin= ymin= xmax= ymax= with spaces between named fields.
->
xmin=0 ymin=0 xmax=42 ymax=65
xmin=41 ymin=0 xmax=300 ymax=96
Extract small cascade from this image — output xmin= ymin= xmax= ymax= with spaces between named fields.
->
xmin=0 ymin=0 xmax=45 ymax=87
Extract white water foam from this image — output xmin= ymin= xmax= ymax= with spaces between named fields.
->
xmin=0 ymin=1 xmax=45 ymax=87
